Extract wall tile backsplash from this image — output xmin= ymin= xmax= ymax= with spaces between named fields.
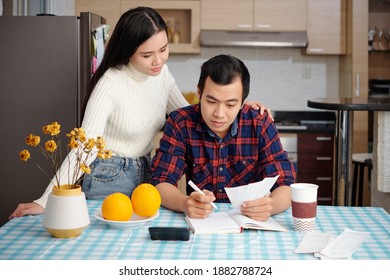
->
xmin=168 ymin=47 xmax=339 ymax=111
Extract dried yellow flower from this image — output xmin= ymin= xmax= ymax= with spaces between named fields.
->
xmin=75 ymin=127 xmax=85 ymax=137
xmin=42 ymin=122 xmax=61 ymax=136
xmin=95 ymin=137 xmax=106 ymax=150
xmin=25 ymin=134 xmax=40 ymax=147
xmin=19 ymin=150 xmax=30 ymax=161
xmin=21 ymin=122 xmax=111 ymax=188
xmin=74 ymin=127 xmax=84 ymax=134
xmin=49 ymin=122 xmax=61 ymax=136
xmin=79 ymin=135 xmax=87 ymax=143
xmin=85 ymin=138 xmax=95 ymax=150
xmin=42 ymin=125 xmax=51 ymax=135
xmin=80 ymin=163 xmax=91 ymax=174
xmin=45 ymin=140 xmax=57 ymax=152
xmin=66 ymin=130 xmax=76 ymax=139
xmin=67 ymin=127 xmax=87 ymax=142
xmin=97 ymin=149 xmax=112 ymax=159
xmin=68 ymin=138 xmax=78 ymax=149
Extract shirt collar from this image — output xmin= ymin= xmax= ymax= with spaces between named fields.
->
xmin=195 ymin=104 xmax=239 ymax=140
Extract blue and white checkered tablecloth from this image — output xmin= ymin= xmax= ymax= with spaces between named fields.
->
xmin=0 ymin=201 xmax=389 ymax=260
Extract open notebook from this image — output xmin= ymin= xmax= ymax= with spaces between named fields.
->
xmin=185 ymin=209 xmax=287 ymax=234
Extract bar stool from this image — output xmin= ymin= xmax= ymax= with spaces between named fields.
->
xmin=351 ymin=153 xmax=373 ymax=206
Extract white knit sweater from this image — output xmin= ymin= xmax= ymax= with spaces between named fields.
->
xmin=34 ymin=63 xmax=188 ymax=207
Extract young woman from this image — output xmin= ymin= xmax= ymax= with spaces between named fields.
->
xmin=9 ymin=7 xmax=271 ymax=219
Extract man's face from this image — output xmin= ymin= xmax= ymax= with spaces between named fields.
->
xmin=199 ymin=76 xmax=243 ymax=139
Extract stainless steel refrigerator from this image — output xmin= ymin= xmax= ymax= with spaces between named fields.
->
xmin=0 ymin=13 xmax=107 ymax=226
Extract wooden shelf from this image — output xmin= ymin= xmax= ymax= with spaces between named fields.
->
xmin=121 ymin=1 xmax=201 ymax=54
xmin=369 ymin=50 xmax=390 ymax=53
xmin=369 ymin=0 xmax=390 ymax=79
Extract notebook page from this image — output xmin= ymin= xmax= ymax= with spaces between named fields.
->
xmin=185 ymin=212 xmax=241 ymax=234
xmin=228 ymin=209 xmax=288 ymax=232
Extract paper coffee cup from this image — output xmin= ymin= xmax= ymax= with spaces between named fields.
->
xmin=290 ymin=183 xmax=318 ymax=232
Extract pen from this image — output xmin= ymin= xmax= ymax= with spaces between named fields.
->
xmin=188 ymin=180 xmax=218 ymax=210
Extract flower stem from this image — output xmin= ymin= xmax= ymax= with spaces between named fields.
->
xmin=29 ymin=158 xmax=53 ymax=183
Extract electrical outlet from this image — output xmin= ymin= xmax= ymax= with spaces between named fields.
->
xmin=302 ymin=65 xmax=311 ymax=79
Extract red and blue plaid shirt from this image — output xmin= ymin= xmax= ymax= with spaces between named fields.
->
xmin=151 ymin=104 xmax=296 ymax=203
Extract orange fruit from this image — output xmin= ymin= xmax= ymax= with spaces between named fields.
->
xmin=101 ymin=192 xmax=133 ymax=221
xmin=131 ymin=183 xmax=161 ymax=217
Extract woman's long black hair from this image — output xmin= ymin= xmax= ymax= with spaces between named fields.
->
xmin=82 ymin=7 xmax=168 ymax=116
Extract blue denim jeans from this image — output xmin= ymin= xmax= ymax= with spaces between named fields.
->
xmin=82 ymin=155 xmax=151 ymax=200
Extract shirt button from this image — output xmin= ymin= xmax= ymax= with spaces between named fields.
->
xmin=219 ymin=167 xmax=223 ymax=172
xmin=218 ymin=189 xmax=223 ymax=193
xmin=242 ymin=160 xmax=247 ymax=165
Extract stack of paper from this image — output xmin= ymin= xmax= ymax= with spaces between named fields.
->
xmin=294 ymin=228 xmax=370 ymax=259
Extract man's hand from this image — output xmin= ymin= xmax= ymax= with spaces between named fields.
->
xmin=184 ymin=190 xmax=216 ymax=219
xmin=240 ymin=185 xmax=291 ymax=221
xmin=240 ymin=196 xmax=274 ymax=222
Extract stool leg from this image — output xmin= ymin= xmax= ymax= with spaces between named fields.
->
xmin=358 ymin=163 xmax=364 ymax=206
xmin=365 ymin=159 xmax=373 ymax=181
xmin=352 ymin=162 xmax=358 ymax=206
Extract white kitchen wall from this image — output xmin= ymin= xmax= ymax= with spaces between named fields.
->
xmin=167 ymin=47 xmax=340 ymax=111
xmin=53 ymin=0 xmax=74 ymax=15
xmin=40 ymin=0 xmax=338 ymax=112
xmin=10 ymin=0 xmax=74 ymax=15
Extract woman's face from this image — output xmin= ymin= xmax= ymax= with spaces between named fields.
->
xmin=130 ymin=30 xmax=169 ymax=76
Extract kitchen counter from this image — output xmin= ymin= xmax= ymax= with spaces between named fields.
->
xmin=274 ymin=111 xmax=336 ymax=133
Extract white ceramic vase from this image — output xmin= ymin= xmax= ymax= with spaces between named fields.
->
xmin=42 ymin=185 xmax=90 ymax=238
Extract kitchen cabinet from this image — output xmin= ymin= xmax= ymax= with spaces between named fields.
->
xmin=254 ymin=0 xmax=307 ymax=31
xmin=121 ymin=0 xmax=201 ymax=53
xmin=297 ymin=133 xmax=334 ymax=205
xmin=76 ymin=0 xmax=201 ymax=54
xmin=201 ymin=0 xmax=307 ymax=31
xmin=368 ymin=2 xmax=390 ymax=80
xmin=201 ymin=0 xmax=252 ymax=31
xmin=306 ymin=0 xmax=346 ymax=55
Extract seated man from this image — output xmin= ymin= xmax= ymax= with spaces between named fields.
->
xmin=151 ymin=54 xmax=296 ymax=221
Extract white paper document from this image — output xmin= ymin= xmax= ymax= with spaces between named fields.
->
xmin=225 ymin=175 xmax=279 ymax=208
xmin=295 ymin=228 xmax=370 ymax=259
xmin=294 ymin=231 xmax=333 ymax=254
xmin=320 ymin=228 xmax=370 ymax=259
xmin=94 ymin=26 xmax=106 ymax=67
